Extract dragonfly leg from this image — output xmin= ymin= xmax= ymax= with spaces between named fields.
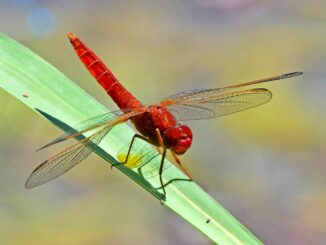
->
xmin=111 ymin=134 xmax=150 ymax=169
xmin=156 ymin=146 xmax=162 ymax=155
xmin=159 ymin=147 xmax=167 ymax=197
xmin=171 ymin=151 xmax=193 ymax=181
xmin=155 ymin=128 xmax=164 ymax=146
xmin=155 ymin=128 xmax=168 ymax=197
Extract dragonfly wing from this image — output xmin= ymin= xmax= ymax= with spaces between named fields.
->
xmin=161 ymin=72 xmax=303 ymax=121
xmin=163 ymin=72 xmax=301 ymax=103
xmin=37 ymin=108 xmax=145 ymax=150
xmin=26 ymin=108 xmax=146 ymax=188
xmin=162 ymin=88 xmax=272 ymax=121
xmin=70 ymin=110 xmax=122 ymax=131
xmin=25 ymin=126 xmax=112 ymax=189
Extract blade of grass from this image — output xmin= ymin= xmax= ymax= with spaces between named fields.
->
xmin=0 ymin=33 xmax=263 ymax=245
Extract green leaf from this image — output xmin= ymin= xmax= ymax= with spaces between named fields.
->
xmin=0 ymin=33 xmax=263 ymax=245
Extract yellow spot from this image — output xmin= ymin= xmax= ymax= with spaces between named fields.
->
xmin=117 ymin=152 xmax=144 ymax=169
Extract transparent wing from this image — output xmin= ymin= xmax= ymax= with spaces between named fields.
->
xmin=164 ymin=72 xmax=301 ymax=102
xmin=163 ymin=88 xmax=272 ymax=121
xmin=37 ymin=108 xmax=144 ymax=150
xmin=26 ymin=108 xmax=146 ymax=188
xmin=70 ymin=110 xmax=124 ymax=131
xmin=25 ymin=126 xmax=112 ymax=189
xmin=161 ymin=72 xmax=302 ymax=121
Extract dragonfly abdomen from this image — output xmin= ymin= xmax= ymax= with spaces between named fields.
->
xmin=67 ymin=33 xmax=142 ymax=110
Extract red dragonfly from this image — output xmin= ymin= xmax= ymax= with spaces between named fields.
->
xmin=25 ymin=33 xmax=303 ymax=196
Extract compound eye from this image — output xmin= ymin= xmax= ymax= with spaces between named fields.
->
xmin=179 ymin=125 xmax=192 ymax=139
xmin=164 ymin=127 xmax=181 ymax=141
xmin=173 ymin=138 xmax=192 ymax=155
xmin=163 ymin=127 xmax=181 ymax=148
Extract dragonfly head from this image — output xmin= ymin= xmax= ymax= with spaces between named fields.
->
xmin=163 ymin=125 xmax=193 ymax=155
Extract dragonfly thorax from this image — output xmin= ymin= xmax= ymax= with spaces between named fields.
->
xmin=163 ymin=125 xmax=193 ymax=155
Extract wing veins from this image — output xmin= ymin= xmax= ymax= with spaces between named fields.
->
xmin=37 ymin=108 xmax=145 ymax=151
xmin=25 ymin=126 xmax=112 ymax=189
xmin=164 ymin=88 xmax=272 ymax=121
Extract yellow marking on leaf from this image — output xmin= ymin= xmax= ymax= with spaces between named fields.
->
xmin=117 ymin=152 xmax=144 ymax=169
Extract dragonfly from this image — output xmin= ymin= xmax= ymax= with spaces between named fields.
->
xmin=25 ymin=32 xmax=303 ymax=196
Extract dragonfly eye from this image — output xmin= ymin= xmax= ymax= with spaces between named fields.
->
xmin=163 ymin=125 xmax=193 ymax=155
xmin=179 ymin=125 xmax=193 ymax=140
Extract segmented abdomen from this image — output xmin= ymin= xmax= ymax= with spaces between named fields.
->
xmin=68 ymin=33 xmax=142 ymax=110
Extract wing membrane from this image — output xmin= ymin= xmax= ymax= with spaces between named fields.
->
xmin=161 ymin=72 xmax=302 ymax=121
xmin=164 ymin=88 xmax=272 ymax=121
xmin=25 ymin=126 xmax=111 ymax=189
xmin=163 ymin=72 xmax=301 ymax=103
xmin=26 ymin=108 xmax=146 ymax=188
xmin=37 ymin=109 xmax=144 ymax=150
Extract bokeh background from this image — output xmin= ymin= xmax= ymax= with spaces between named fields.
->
xmin=0 ymin=0 xmax=325 ymax=244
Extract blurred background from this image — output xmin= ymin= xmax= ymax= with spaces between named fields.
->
xmin=0 ymin=0 xmax=325 ymax=244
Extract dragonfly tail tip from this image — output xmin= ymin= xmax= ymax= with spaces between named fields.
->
xmin=67 ymin=32 xmax=77 ymax=41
